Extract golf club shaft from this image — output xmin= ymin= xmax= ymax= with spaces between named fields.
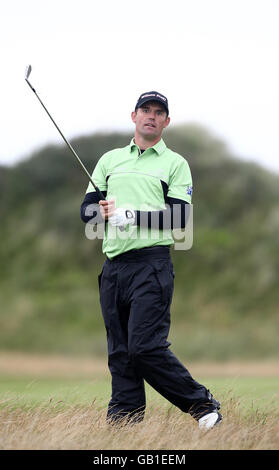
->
xmin=25 ymin=78 xmax=105 ymax=201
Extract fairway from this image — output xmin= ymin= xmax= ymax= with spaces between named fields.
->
xmin=0 ymin=374 xmax=278 ymax=413
xmin=0 ymin=353 xmax=278 ymax=450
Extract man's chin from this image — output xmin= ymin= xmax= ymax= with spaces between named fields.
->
xmin=142 ymin=130 xmax=158 ymax=141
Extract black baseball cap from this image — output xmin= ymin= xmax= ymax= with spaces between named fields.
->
xmin=135 ymin=91 xmax=169 ymax=115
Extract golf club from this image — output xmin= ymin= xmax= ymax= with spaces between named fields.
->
xmin=25 ymin=65 xmax=105 ymax=200
xmin=25 ymin=65 xmax=126 ymax=230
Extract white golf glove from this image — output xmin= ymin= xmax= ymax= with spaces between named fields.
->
xmin=109 ymin=208 xmax=136 ymax=228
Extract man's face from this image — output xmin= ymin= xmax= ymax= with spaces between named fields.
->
xmin=131 ymin=101 xmax=170 ymax=141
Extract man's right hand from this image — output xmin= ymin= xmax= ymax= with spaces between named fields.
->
xmin=99 ymin=199 xmax=116 ymax=220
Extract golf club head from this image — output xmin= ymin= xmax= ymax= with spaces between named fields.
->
xmin=25 ymin=65 xmax=32 ymax=80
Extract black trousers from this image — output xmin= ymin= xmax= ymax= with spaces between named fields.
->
xmin=98 ymin=246 xmax=219 ymax=423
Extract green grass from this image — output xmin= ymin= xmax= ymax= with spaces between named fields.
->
xmin=0 ymin=374 xmax=278 ymax=413
xmin=199 ymin=376 xmax=279 ymax=413
xmin=0 ymin=376 xmax=110 ymax=410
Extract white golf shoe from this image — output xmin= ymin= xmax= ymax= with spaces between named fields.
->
xmin=198 ymin=411 xmax=222 ymax=430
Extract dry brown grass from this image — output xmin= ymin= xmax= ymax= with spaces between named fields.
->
xmin=0 ymin=394 xmax=278 ymax=450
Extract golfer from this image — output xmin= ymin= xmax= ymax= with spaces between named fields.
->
xmin=80 ymin=92 xmax=222 ymax=429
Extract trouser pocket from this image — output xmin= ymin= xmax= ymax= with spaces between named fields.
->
xmin=98 ymin=270 xmax=103 ymax=289
xmin=153 ymin=263 xmax=174 ymax=306
xmin=98 ymin=260 xmax=107 ymax=290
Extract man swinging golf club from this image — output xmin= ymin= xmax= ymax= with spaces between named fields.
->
xmin=80 ymin=91 xmax=222 ymax=430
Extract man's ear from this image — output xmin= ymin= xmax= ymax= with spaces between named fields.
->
xmin=163 ymin=116 xmax=170 ymax=129
xmin=131 ymin=110 xmax=137 ymax=124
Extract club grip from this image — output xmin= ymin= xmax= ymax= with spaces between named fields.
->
xmin=96 ymin=187 xmax=124 ymax=231
xmin=96 ymin=187 xmax=106 ymax=201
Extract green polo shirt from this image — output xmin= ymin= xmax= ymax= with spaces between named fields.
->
xmin=86 ymin=138 xmax=193 ymax=259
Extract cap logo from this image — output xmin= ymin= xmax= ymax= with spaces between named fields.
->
xmin=156 ymin=94 xmax=167 ymax=102
xmin=141 ymin=93 xmax=167 ymax=102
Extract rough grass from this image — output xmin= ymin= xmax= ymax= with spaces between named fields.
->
xmin=0 ymin=353 xmax=278 ymax=450
xmin=0 ymin=396 xmax=278 ymax=450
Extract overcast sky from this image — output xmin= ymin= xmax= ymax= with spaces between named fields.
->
xmin=1 ymin=0 xmax=279 ymax=173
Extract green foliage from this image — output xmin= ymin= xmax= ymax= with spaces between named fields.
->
xmin=0 ymin=124 xmax=278 ymax=359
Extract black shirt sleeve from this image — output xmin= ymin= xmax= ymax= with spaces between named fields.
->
xmin=80 ymin=191 xmax=107 ymax=223
xmin=134 ymin=198 xmax=190 ymax=230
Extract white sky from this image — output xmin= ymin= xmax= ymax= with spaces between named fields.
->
xmin=1 ymin=0 xmax=279 ymax=173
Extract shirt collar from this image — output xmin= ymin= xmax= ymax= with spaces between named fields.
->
xmin=129 ymin=138 xmax=166 ymax=156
